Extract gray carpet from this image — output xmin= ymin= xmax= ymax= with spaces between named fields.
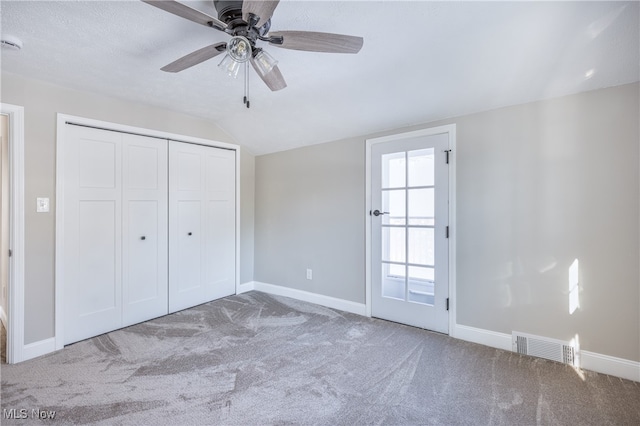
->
xmin=1 ymin=291 xmax=639 ymax=425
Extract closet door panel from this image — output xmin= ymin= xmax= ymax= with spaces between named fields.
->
xmin=169 ymin=142 xmax=205 ymax=312
xmin=127 ymin=201 xmax=158 ymax=302
xmin=127 ymin=145 xmax=161 ymax=189
xmin=122 ymin=135 xmax=168 ymax=326
xmin=124 ymin=200 xmax=164 ymax=321
xmin=176 ymin=200 xmax=202 ymax=293
xmin=177 ymin=151 xmax=201 ymax=191
xmin=64 ymin=125 xmax=122 ymax=345
xmin=78 ymin=138 xmax=117 ymax=189
xmin=78 ymin=200 xmax=119 ymax=314
xmin=204 ymin=199 xmax=235 ymax=300
xmin=204 ymin=149 xmax=236 ymax=300
xmin=169 ymin=142 xmax=236 ymax=311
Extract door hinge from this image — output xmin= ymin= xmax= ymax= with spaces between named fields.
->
xmin=445 ymin=226 xmax=449 ymax=238
xmin=8 ymin=249 xmax=11 ymax=258
xmin=444 ymin=149 xmax=451 ymax=164
xmin=446 ymin=297 xmax=449 ymax=311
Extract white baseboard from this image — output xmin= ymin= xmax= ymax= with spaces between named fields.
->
xmin=581 ymin=350 xmax=640 ymax=382
xmin=0 ymin=305 xmax=7 ymax=329
xmin=450 ymin=323 xmax=639 ymax=382
xmin=23 ymin=337 xmax=56 ymax=362
xmin=451 ymin=323 xmax=512 ymax=351
xmin=252 ymin=281 xmax=367 ymax=316
xmin=237 ymin=281 xmax=256 ymax=294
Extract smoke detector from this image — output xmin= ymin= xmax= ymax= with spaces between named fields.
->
xmin=1 ymin=35 xmax=23 ymax=51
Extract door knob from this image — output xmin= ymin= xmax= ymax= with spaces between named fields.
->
xmin=140 ymin=236 xmax=146 ymax=240
xmin=372 ymin=209 xmax=389 ymax=217
xmin=188 ymin=232 xmax=193 ymax=236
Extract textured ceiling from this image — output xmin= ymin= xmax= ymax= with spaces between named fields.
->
xmin=1 ymin=1 xmax=639 ymax=155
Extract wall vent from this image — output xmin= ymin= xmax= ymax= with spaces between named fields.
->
xmin=512 ymin=331 xmax=576 ymax=366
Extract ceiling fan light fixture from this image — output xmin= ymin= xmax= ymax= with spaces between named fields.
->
xmin=218 ymin=53 xmax=242 ymax=78
xmin=227 ymin=36 xmax=252 ymax=63
xmin=253 ymin=50 xmax=278 ymax=77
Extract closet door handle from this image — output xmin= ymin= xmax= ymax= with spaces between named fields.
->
xmin=188 ymin=232 xmax=193 ymax=236
xmin=140 ymin=236 xmax=146 ymax=241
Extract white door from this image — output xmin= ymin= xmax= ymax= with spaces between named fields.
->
xmin=64 ymin=125 xmax=123 ymax=344
xmin=64 ymin=125 xmax=169 ymax=344
xmin=370 ymin=132 xmax=449 ymax=333
xmin=122 ymin=134 xmax=168 ymax=326
xmin=169 ymin=142 xmax=235 ymax=313
xmin=203 ymin=146 xmax=236 ymax=301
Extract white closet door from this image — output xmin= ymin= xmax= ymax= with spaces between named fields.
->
xmin=122 ymin=134 xmax=168 ymax=326
xmin=169 ymin=141 xmax=235 ymax=313
xmin=203 ymin=147 xmax=236 ymax=301
xmin=169 ymin=142 xmax=205 ymax=312
xmin=64 ymin=125 xmax=123 ymax=344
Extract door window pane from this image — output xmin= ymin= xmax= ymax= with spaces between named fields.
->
xmin=408 ymin=148 xmax=434 ymax=187
xmin=382 ymin=152 xmax=406 ymax=188
xmin=382 ymin=190 xmax=406 ymax=225
xmin=382 ymin=227 xmax=405 ymax=263
xmin=408 ymin=188 xmax=434 ymax=226
xmin=408 ymin=228 xmax=434 ymax=266
xmin=382 ymin=263 xmax=405 ymax=300
xmin=388 ymin=263 xmax=405 ymax=277
xmin=408 ymin=266 xmax=434 ymax=306
xmin=409 ymin=265 xmax=434 ymax=281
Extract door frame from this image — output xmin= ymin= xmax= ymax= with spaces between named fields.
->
xmin=365 ymin=124 xmax=457 ymax=333
xmin=0 ymin=103 xmax=26 ymax=363
xmin=55 ymin=113 xmax=241 ymax=351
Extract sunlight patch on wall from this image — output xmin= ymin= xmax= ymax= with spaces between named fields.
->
xmin=587 ymin=4 xmax=627 ymax=39
xmin=569 ymin=259 xmax=580 ymax=315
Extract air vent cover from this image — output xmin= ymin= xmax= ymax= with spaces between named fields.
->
xmin=512 ymin=331 xmax=576 ymax=365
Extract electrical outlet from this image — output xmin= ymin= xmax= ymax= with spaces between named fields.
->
xmin=306 ymin=269 xmax=312 ymax=280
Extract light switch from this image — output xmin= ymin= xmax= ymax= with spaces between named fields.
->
xmin=37 ymin=197 xmax=49 ymax=213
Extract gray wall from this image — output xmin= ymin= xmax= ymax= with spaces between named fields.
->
xmin=255 ymin=140 xmax=366 ymax=303
xmin=240 ymin=150 xmax=255 ymax=284
xmin=1 ymin=72 xmax=253 ymax=344
xmin=254 ymin=82 xmax=640 ymax=362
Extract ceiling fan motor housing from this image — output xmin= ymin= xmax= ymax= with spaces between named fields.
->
xmin=214 ymin=0 xmax=271 ymax=38
xmin=213 ymin=0 xmax=243 ymax=23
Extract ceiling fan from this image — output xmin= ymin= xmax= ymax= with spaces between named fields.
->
xmin=142 ymin=0 xmax=364 ymax=99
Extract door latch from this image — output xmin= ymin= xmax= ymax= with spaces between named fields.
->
xmin=370 ymin=209 xmax=389 ymax=217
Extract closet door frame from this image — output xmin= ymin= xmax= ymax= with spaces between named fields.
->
xmin=55 ymin=113 xmax=240 ymax=351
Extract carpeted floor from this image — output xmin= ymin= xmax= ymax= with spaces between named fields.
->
xmin=1 ymin=291 xmax=639 ymax=425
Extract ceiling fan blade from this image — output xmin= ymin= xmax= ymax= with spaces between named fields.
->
xmin=242 ymin=0 xmax=280 ymax=29
xmin=161 ymin=42 xmax=227 ymax=73
xmin=141 ymin=0 xmax=227 ymax=30
xmin=269 ymin=31 xmax=363 ymax=54
xmin=250 ymin=59 xmax=287 ymax=91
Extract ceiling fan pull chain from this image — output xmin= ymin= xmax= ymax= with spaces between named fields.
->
xmin=243 ymin=61 xmax=250 ymax=108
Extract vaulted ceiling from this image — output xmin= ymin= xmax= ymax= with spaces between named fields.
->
xmin=2 ymin=1 xmax=638 ymax=154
